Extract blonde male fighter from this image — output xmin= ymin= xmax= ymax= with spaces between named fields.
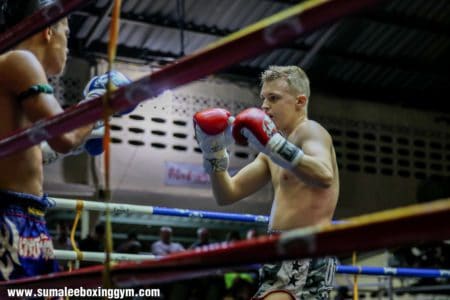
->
xmin=194 ymin=66 xmax=339 ymax=300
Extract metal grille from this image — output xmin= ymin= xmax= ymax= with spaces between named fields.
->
xmin=317 ymin=115 xmax=450 ymax=180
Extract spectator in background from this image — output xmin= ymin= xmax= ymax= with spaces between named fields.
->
xmin=226 ymin=230 xmax=241 ymax=242
xmin=79 ymin=222 xmax=105 ymax=252
xmin=188 ymin=227 xmax=225 ymax=300
xmin=52 ymin=221 xmax=72 ymax=271
xmin=223 ymin=229 xmax=259 ymax=299
xmin=189 ymin=227 xmax=210 ymax=249
xmin=151 ymin=227 xmax=185 ymax=256
xmin=246 ymin=228 xmax=258 ymax=240
xmin=225 ymin=274 xmax=257 ymax=300
xmin=77 ymin=222 xmax=105 ymax=267
xmin=53 ymin=221 xmax=72 ymax=250
xmin=116 ymin=231 xmax=142 ymax=254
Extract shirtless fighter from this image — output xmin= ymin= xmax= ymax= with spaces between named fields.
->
xmin=0 ymin=0 xmax=130 ymax=280
xmin=194 ymin=65 xmax=339 ymax=299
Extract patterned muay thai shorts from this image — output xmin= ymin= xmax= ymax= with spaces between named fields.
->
xmin=252 ymin=257 xmax=337 ymax=300
xmin=0 ymin=190 xmax=59 ymax=281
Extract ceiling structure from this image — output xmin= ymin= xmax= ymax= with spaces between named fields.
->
xmin=68 ymin=0 xmax=450 ymax=114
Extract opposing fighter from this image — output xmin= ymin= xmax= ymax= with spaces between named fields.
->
xmin=0 ymin=0 xmax=129 ymax=280
xmin=194 ymin=66 xmax=339 ymax=299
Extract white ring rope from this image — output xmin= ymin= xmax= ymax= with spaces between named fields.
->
xmin=54 ymin=250 xmax=154 ymax=262
xmin=51 ymin=197 xmax=269 ymax=223
xmin=52 ymin=198 xmax=154 ymax=214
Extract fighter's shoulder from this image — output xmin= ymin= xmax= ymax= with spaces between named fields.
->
xmin=295 ymin=119 xmax=332 ymax=141
xmin=0 ymin=50 xmax=44 ymax=75
xmin=0 ymin=50 xmax=46 ymax=88
xmin=1 ymin=50 xmax=37 ymax=64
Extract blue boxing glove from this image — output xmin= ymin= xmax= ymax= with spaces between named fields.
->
xmin=40 ymin=125 xmax=105 ymax=164
xmin=82 ymin=125 xmax=105 ymax=156
xmin=78 ymin=70 xmax=133 ymax=157
xmin=83 ymin=70 xmax=135 ymax=116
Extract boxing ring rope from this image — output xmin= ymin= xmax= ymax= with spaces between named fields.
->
xmin=52 ymin=197 xmax=270 ymax=223
xmin=49 ymin=198 xmax=450 ymax=279
xmin=54 ymin=250 xmax=154 ymax=263
xmin=51 ymin=199 xmax=450 ymax=278
xmin=2 ymin=198 xmax=449 ymax=291
xmin=53 ymin=250 xmax=450 ymax=278
xmin=0 ymin=0 xmax=91 ymax=53
xmin=0 ymin=0 xmax=388 ymax=158
xmin=335 ymin=266 xmax=450 ymax=278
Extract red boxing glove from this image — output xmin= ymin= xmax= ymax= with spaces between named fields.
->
xmin=232 ymin=108 xmax=304 ymax=169
xmin=232 ymin=108 xmax=277 ymax=146
xmin=194 ymin=108 xmax=231 ymax=135
xmin=193 ymin=108 xmax=234 ymax=173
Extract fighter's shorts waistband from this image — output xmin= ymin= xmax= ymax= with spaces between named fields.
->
xmin=0 ymin=190 xmax=54 ymax=217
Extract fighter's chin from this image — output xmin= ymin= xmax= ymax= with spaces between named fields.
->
xmin=50 ymin=64 xmax=66 ymax=76
xmin=273 ymin=120 xmax=285 ymax=133
xmin=269 ymin=116 xmax=278 ymax=126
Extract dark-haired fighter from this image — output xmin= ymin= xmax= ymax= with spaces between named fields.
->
xmin=0 ymin=0 xmax=94 ymax=280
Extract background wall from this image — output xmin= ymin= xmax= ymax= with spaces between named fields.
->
xmin=44 ymin=58 xmax=450 ymax=220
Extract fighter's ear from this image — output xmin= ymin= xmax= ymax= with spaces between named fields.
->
xmin=42 ymin=26 xmax=53 ymax=42
xmin=296 ymin=94 xmax=307 ymax=108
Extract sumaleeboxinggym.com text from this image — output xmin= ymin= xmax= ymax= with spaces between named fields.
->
xmin=7 ymin=286 xmax=161 ymax=298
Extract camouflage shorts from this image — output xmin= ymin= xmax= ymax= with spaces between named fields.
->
xmin=252 ymin=257 xmax=336 ymax=300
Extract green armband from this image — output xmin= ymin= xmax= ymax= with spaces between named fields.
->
xmin=17 ymin=84 xmax=54 ymax=102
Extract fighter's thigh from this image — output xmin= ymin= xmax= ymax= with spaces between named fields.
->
xmin=263 ymin=291 xmax=295 ymax=300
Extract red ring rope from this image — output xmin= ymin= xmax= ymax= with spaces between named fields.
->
xmin=0 ymin=0 xmax=91 ymax=53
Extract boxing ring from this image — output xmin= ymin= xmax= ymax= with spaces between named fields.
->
xmin=1 ymin=0 xmax=450 ymax=298
xmin=50 ymin=198 xmax=450 ymax=280
xmin=49 ymin=199 xmax=450 ymax=297
xmin=1 ymin=196 xmax=449 ymax=291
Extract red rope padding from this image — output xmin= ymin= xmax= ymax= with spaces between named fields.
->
xmin=0 ymin=0 xmax=387 ymax=158
xmin=0 ymin=0 xmax=91 ymax=54
xmin=1 ymin=199 xmax=449 ymax=291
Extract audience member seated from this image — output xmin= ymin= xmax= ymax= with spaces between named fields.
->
xmin=116 ymin=231 xmax=142 ymax=254
xmin=224 ymin=273 xmax=257 ymax=300
xmin=151 ymin=227 xmax=185 ymax=256
xmin=79 ymin=222 xmax=105 ymax=252
xmin=225 ymin=230 xmax=241 ymax=242
xmin=246 ymin=228 xmax=258 ymax=240
xmin=53 ymin=221 xmax=72 ymax=250
xmin=77 ymin=222 xmax=105 ymax=267
xmin=52 ymin=221 xmax=72 ymax=271
xmin=189 ymin=227 xmax=210 ymax=249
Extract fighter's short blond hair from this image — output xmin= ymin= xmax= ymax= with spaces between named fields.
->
xmin=261 ymin=65 xmax=310 ymax=99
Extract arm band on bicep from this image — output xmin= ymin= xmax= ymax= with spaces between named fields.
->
xmin=17 ymin=84 xmax=54 ymax=102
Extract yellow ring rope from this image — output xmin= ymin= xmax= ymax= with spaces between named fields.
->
xmin=102 ymin=0 xmax=122 ymax=290
xmin=352 ymin=251 xmax=359 ymax=300
xmin=70 ymin=200 xmax=84 ymax=262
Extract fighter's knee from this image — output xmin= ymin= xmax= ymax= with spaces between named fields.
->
xmin=262 ymin=291 xmax=295 ymax=300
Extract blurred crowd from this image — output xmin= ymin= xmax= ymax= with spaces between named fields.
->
xmin=53 ymin=221 xmax=260 ymax=300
